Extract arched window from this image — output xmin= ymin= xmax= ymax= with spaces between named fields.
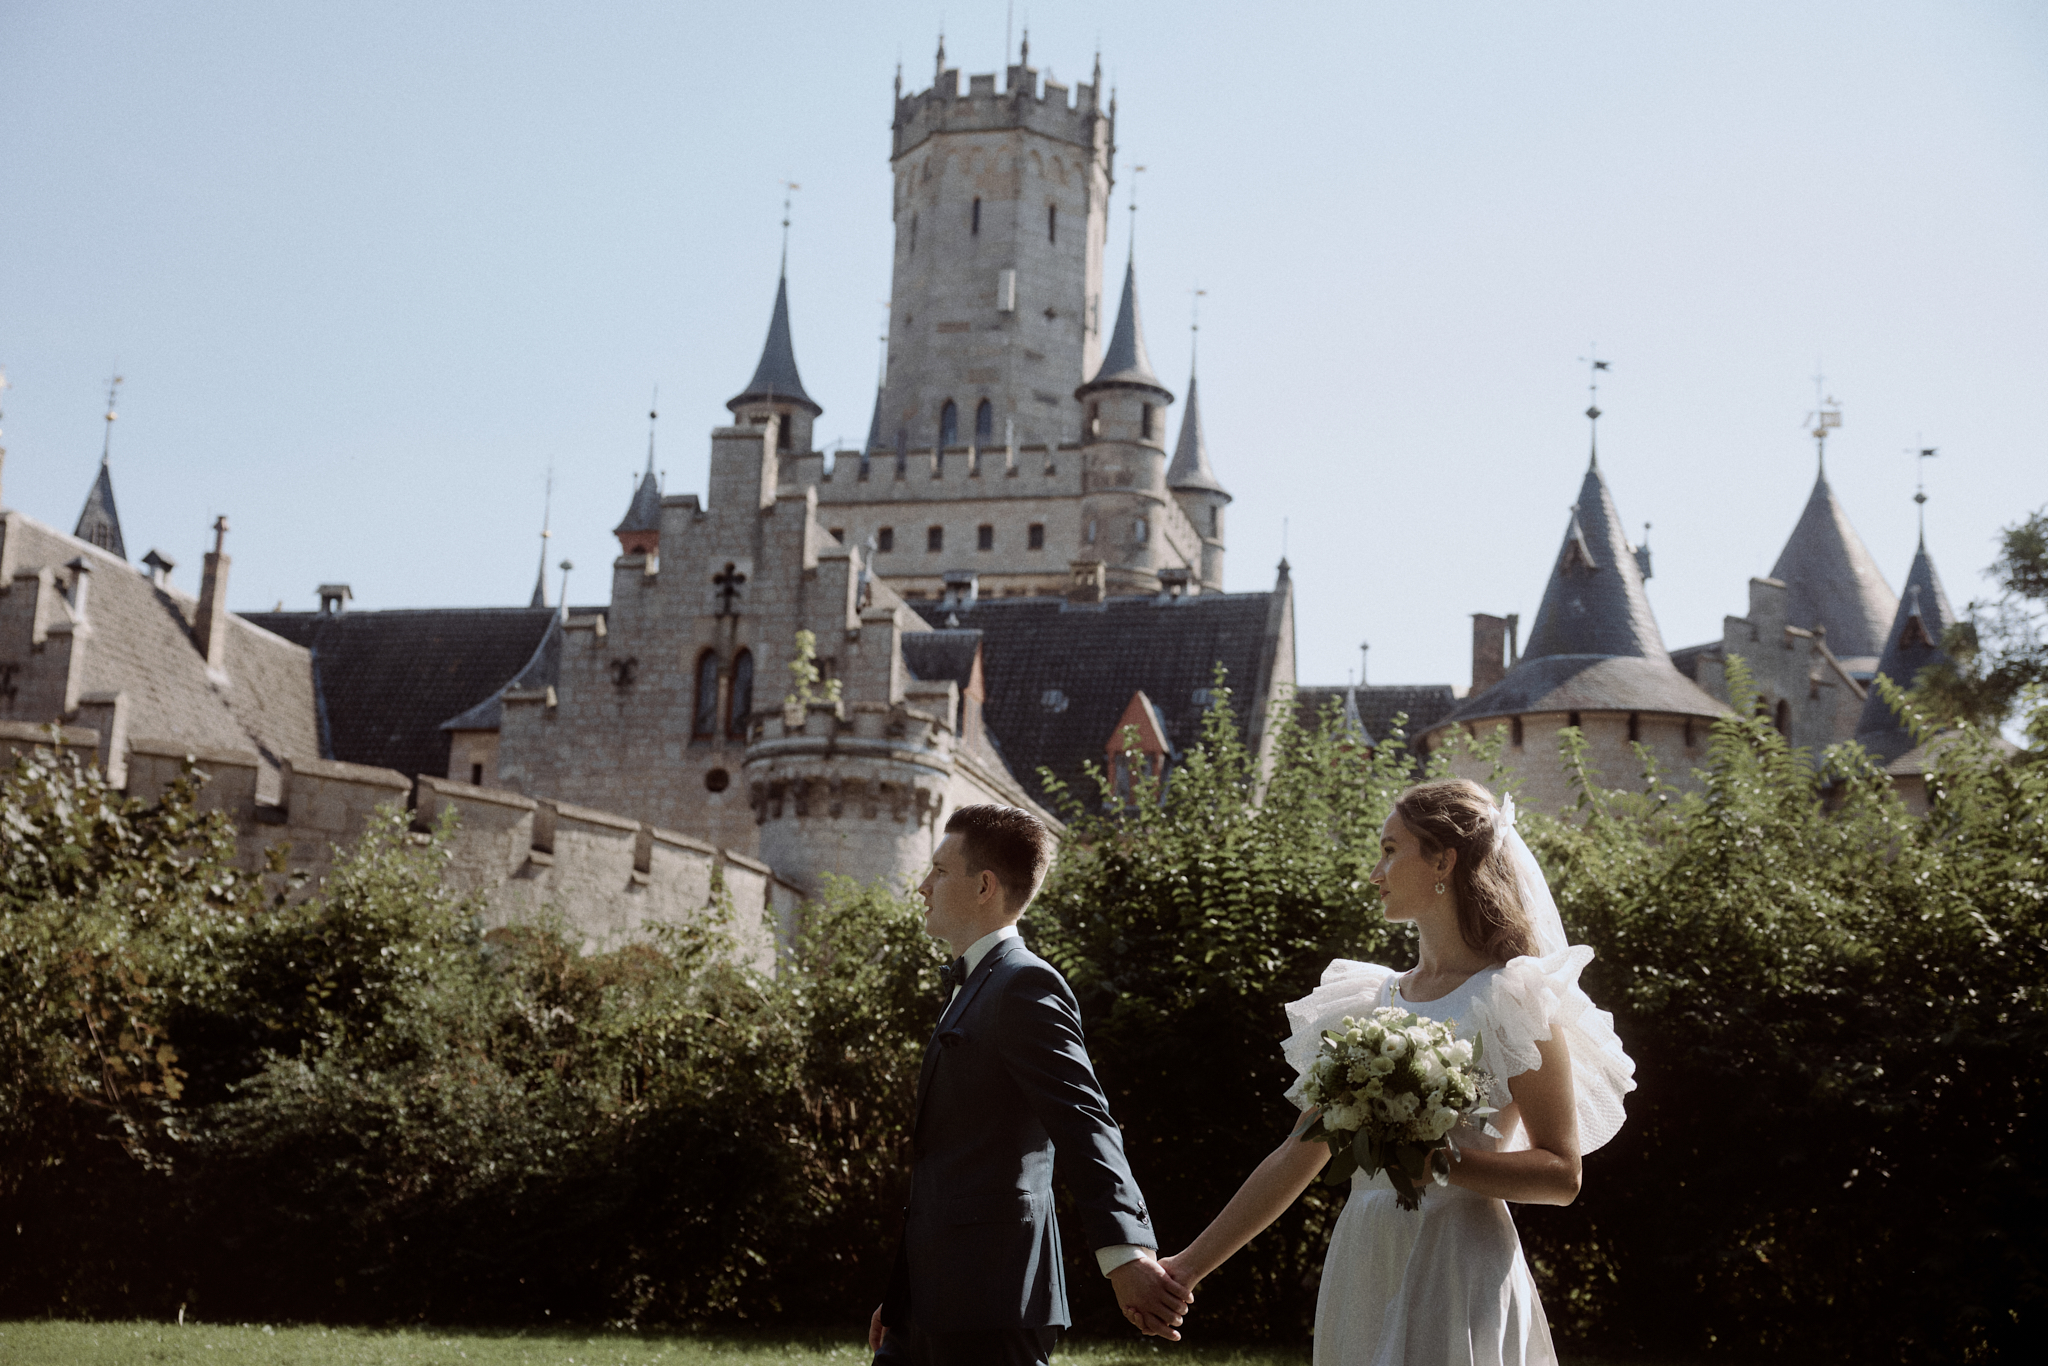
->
xmin=940 ymin=400 xmax=959 ymax=448
xmin=1774 ymin=698 xmax=1791 ymax=736
xmin=1048 ymin=203 xmax=1057 ymax=242
xmin=974 ymin=399 xmax=994 ymax=445
xmin=692 ymin=651 xmax=720 ymax=738
xmin=727 ymin=650 xmax=754 ymax=738
xmin=971 ymin=197 xmax=981 ymax=235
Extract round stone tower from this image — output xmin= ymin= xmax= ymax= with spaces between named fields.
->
xmin=1075 ymin=260 xmax=1178 ymax=595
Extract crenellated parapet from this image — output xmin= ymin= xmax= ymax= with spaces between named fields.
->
xmin=892 ymin=58 xmax=1111 ymax=160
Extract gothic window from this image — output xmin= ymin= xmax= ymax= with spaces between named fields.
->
xmin=877 ymin=526 xmax=895 ymax=551
xmin=974 ymin=399 xmax=993 ymax=444
xmin=1028 ymin=523 xmax=1045 ymax=550
xmin=927 ymin=525 xmax=944 ymax=552
xmin=1086 ymin=519 xmax=1098 ymax=544
xmin=692 ymin=651 xmax=720 ymax=738
xmin=977 ymin=524 xmax=994 ymax=551
xmin=940 ymin=400 xmax=958 ymax=448
xmin=1048 ymin=203 xmax=1057 ymax=243
xmin=1141 ymin=403 xmax=1154 ymax=439
xmin=972 ymin=197 xmax=981 ymax=235
xmin=727 ymin=650 xmax=754 ymax=738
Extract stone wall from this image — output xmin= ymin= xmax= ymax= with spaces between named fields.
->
xmin=1690 ymin=575 xmax=1870 ymax=754
xmin=1445 ymin=710 xmax=1710 ymax=812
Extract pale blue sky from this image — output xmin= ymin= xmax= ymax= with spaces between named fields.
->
xmin=3 ymin=1 xmax=2043 ymax=690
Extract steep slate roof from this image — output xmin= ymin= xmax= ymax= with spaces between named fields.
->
xmin=900 ymin=629 xmax=983 ymax=694
xmin=0 ymin=511 xmax=317 ymax=793
xmin=1295 ymin=683 xmax=1459 ymax=749
xmin=1078 ymin=260 xmax=1172 ymax=399
xmin=862 ymin=385 xmax=886 ymax=454
xmin=940 ymin=591 xmax=1278 ymax=811
xmin=74 ymin=461 xmax=126 ymax=559
xmin=727 ymin=272 xmax=822 ymax=416
xmin=1522 ymin=459 xmax=1666 ymax=662
xmin=1166 ymin=373 xmax=1228 ymax=496
xmin=614 ymin=469 xmax=662 ymax=536
xmin=1436 ymin=459 xmax=1725 ymax=729
xmin=243 ymin=606 xmax=558 ymax=780
xmin=1768 ymin=466 xmax=1898 ymax=666
xmin=439 ymin=612 xmax=565 ymax=733
xmin=1853 ymin=539 xmax=1955 ymax=763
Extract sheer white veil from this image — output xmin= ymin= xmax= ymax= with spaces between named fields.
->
xmin=1496 ymin=794 xmax=1569 ymax=958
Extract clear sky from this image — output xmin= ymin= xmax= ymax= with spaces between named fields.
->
xmin=3 ymin=1 xmax=2043 ymax=691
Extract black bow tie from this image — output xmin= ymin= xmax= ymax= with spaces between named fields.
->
xmin=939 ymin=956 xmax=969 ymax=995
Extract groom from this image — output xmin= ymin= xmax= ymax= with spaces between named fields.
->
xmin=869 ymin=804 xmax=1193 ymax=1365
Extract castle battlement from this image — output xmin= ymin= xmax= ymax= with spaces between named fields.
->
xmin=893 ymin=59 xmax=1109 ymax=159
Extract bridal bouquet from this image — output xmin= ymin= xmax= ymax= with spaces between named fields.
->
xmin=1294 ymin=1007 xmax=1495 ymax=1210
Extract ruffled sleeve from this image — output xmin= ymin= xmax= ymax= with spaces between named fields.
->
xmin=1466 ymin=945 xmax=1637 ymax=1154
xmin=1280 ymin=959 xmax=1397 ymax=1109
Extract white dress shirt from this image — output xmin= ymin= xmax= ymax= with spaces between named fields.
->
xmin=947 ymin=923 xmax=1150 ymax=1277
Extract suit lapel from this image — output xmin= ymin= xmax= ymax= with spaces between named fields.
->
xmin=913 ymin=935 xmax=1024 ymax=1133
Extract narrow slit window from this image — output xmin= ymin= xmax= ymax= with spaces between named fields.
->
xmin=692 ymin=651 xmax=720 ymax=738
xmin=1048 ymin=203 xmax=1057 ymax=242
xmin=1141 ymin=404 xmax=1154 ymax=439
xmin=927 ymin=525 xmax=944 ymax=552
xmin=1028 ymin=523 xmax=1044 ymax=550
xmin=971 ymin=198 xmax=981 ymax=235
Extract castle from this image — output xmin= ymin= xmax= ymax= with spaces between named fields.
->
xmin=0 ymin=45 xmax=1971 ymax=959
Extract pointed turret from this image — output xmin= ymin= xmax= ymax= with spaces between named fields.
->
xmin=727 ymin=272 xmax=822 ymax=418
xmin=1077 ymin=260 xmax=1173 ymax=402
xmin=615 ymin=403 xmax=663 ymax=555
xmin=1168 ymin=371 xmax=1231 ymax=591
xmin=1767 ymin=466 xmax=1898 ymax=666
xmin=1522 ymin=459 xmax=1667 ymax=662
xmin=1167 ymin=374 xmax=1226 ymax=494
xmin=1853 ymin=538 xmax=1955 ymax=762
xmin=74 ymin=459 xmax=126 ymax=559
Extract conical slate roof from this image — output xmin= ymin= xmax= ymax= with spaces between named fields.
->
xmin=1768 ymin=466 xmax=1897 ymax=664
xmin=1522 ymin=459 xmax=1667 ymax=662
xmin=1854 ymin=539 xmax=1955 ymax=762
xmin=1167 ymin=373 xmax=1228 ymax=497
xmin=1078 ymin=260 xmax=1173 ymax=399
xmin=614 ymin=469 xmax=661 ymax=536
xmin=1436 ymin=458 xmax=1725 ymax=730
xmin=727 ymin=273 xmax=822 ymax=416
xmin=863 ymin=385 xmax=886 ymax=454
xmin=74 ymin=460 xmax=126 ymax=559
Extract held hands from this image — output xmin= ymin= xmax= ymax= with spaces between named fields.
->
xmin=1157 ymin=1250 xmax=1204 ymax=1297
xmin=1108 ymin=1252 xmax=1195 ymax=1341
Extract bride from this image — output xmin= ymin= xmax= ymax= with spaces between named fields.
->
xmin=1161 ymin=779 xmax=1635 ymax=1365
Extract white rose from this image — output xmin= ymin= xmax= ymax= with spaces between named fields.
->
xmin=1418 ymin=1052 xmax=1448 ymax=1089
xmin=1427 ymin=1105 xmax=1459 ymax=1139
xmin=1381 ymin=1032 xmax=1410 ymax=1060
xmin=1388 ymin=1091 xmax=1421 ymax=1121
xmin=1447 ymin=1038 xmax=1475 ymax=1067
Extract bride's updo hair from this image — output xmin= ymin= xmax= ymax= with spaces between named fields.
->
xmin=1392 ymin=779 xmax=1537 ymax=964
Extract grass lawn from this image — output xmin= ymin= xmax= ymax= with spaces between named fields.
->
xmin=0 ymin=1323 xmax=1310 ymax=1366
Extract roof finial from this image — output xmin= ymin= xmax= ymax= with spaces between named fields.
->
xmin=1913 ymin=442 xmax=1937 ymax=544
xmin=1127 ymin=164 xmax=1145 ymax=255
xmin=1577 ymin=347 xmax=1609 ymax=467
xmin=531 ymin=466 xmax=553 ymax=608
xmin=1189 ymin=285 xmax=1205 ymax=372
xmin=1020 ymin=24 xmax=1029 ymax=67
xmin=101 ymin=373 xmax=123 ymax=465
xmin=778 ymin=180 xmax=800 ymax=276
xmin=1806 ymin=364 xmax=1841 ymax=472
xmin=557 ymin=558 xmax=574 ymax=616
xmin=935 ymin=29 xmax=946 ymax=85
xmin=646 ymin=386 xmax=659 ymax=476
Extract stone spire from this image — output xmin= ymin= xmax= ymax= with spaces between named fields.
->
xmin=530 ymin=469 xmax=553 ymax=609
xmin=614 ymin=397 xmax=663 ymax=555
xmin=75 ymin=377 xmax=127 ymax=558
xmin=1767 ymin=466 xmax=1898 ymax=665
xmin=1167 ymin=373 xmax=1226 ymax=494
xmin=1078 ymin=259 xmax=1172 ymax=401
xmin=1853 ymin=537 xmax=1955 ymax=762
xmin=1521 ymin=458 xmax=1668 ymax=662
xmin=727 ymin=271 xmax=822 ymax=417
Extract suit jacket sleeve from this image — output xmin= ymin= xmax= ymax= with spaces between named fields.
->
xmin=994 ymin=961 xmax=1154 ymax=1252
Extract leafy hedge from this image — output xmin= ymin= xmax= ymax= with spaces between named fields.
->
xmin=3 ymin=668 xmax=2042 ymax=1361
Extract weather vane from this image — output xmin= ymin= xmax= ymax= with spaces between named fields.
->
xmin=1577 ymin=348 xmax=1610 ymax=460
xmin=1806 ymin=365 xmax=1842 ymax=469
xmin=1128 ymin=165 xmax=1145 ymax=251
xmin=1912 ymin=441 xmax=1938 ymax=536
xmin=1189 ymin=286 xmax=1206 ymax=367
xmin=102 ymin=373 xmax=124 ymax=464
xmin=779 ymin=180 xmax=801 ymax=271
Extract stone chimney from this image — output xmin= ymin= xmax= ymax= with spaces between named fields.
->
xmin=1470 ymin=613 xmax=1519 ymax=696
xmin=64 ymin=556 xmax=92 ymax=622
xmin=193 ymin=516 xmax=231 ymax=669
xmin=142 ymin=548 xmax=175 ymax=589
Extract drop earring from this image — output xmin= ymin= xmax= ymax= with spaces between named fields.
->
xmin=1434 ymin=880 xmax=1446 ymax=895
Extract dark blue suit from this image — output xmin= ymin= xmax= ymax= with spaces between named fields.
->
xmin=879 ymin=934 xmax=1152 ymax=1359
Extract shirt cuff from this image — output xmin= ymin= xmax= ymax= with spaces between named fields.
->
xmin=1095 ymin=1243 xmax=1151 ymax=1277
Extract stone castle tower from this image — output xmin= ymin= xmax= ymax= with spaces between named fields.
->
xmin=789 ymin=42 xmax=1230 ymax=603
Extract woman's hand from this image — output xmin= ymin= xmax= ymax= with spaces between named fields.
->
xmin=1158 ymin=1251 xmax=1203 ymax=1296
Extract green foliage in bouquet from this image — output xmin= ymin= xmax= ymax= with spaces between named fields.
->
xmin=1294 ymin=1008 xmax=1492 ymax=1210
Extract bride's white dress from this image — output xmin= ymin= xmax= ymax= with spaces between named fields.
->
xmin=1282 ymin=950 xmax=1635 ymax=1366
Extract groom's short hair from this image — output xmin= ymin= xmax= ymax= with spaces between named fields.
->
xmin=944 ymin=805 xmax=1053 ymax=913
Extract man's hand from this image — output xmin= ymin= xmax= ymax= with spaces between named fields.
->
xmin=868 ymin=1304 xmax=885 ymax=1353
xmin=1108 ymin=1252 xmax=1194 ymax=1341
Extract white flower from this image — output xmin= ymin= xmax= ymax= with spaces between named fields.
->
xmin=1380 ymin=1032 xmax=1410 ymax=1060
xmin=1366 ymin=1054 xmax=1395 ymax=1077
xmin=1447 ymin=1038 xmax=1475 ymax=1067
xmin=1387 ymin=1091 xmax=1421 ymax=1121
xmin=1362 ymin=1077 xmax=1386 ymax=1099
xmin=1417 ymin=1051 xmax=1448 ymax=1089
xmin=1426 ymin=1105 xmax=1459 ymax=1139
